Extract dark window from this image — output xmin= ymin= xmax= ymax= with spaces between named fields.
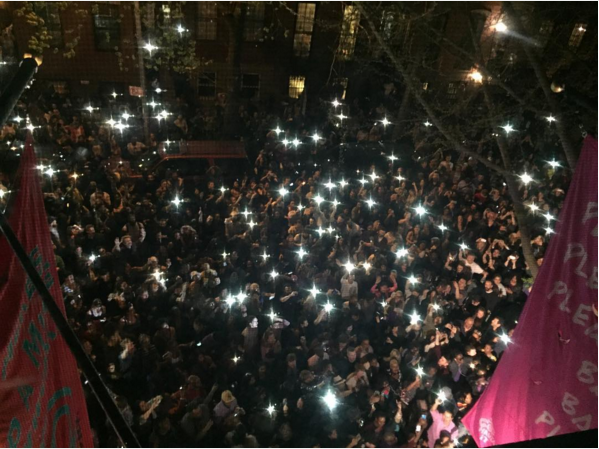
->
xmin=93 ymin=3 xmax=121 ymax=51
xmin=244 ymin=3 xmax=265 ymax=42
xmin=241 ymin=74 xmax=260 ymax=99
xmin=34 ymin=3 xmax=63 ymax=46
xmin=198 ymin=72 xmax=217 ymax=98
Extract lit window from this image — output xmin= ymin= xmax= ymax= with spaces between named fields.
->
xmin=197 ymin=3 xmax=217 ymax=40
xmin=334 ymin=77 xmax=348 ymax=100
xmin=53 ymin=81 xmax=68 ymax=94
xmin=241 ymin=74 xmax=260 ymax=99
xmin=422 ymin=82 xmax=429 ymax=91
xmin=93 ymin=3 xmax=121 ymax=51
xmin=34 ymin=3 xmax=63 ymax=46
xmin=198 ymin=73 xmax=216 ymax=98
xmin=244 ymin=3 xmax=265 ymax=42
xmin=337 ymin=5 xmax=360 ymax=60
xmin=293 ymin=3 xmax=316 ymax=58
xmin=568 ymin=23 xmax=587 ymax=48
xmin=289 ymin=76 xmax=306 ymax=99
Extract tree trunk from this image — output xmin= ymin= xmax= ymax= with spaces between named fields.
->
xmin=503 ymin=1 xmax=578 ymax=170
xmin=223 ymin=5 xmax=246 ymax=138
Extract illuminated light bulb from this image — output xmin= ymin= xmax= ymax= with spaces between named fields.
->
xmin=261 ymin=251 xmax=269 ymax=260
xmin=171 ymin=197 xmax=182 ymax=207
xmin=339 ymin=179 xmax=348 ymax=188
xmin=499 ymin=333 xmax=512 ymax=345
xmin=324 ymin=179 xmax=336 ymax=190
xmin=144 ymin=42 xmax=157 ymax=53
xmin=314 ymin=194 xmax=324 ymax=206
xmin=365 ymin=197 xmax=376 ymax=209
xmin=322 ymin=390 xmax=338 ymax=410
xmin=546 ymin=115 xmax=557 ymax=123
xmin=424 ymin=120 xmax=432 ymax=127
xmin=396 ymin=248 xmax=409 ymax=258
xmin=89 ymin=254 xmax=97 ymax=262
xmin=344 ymin=261 xmax=355 ymax=273
xmin=232 ymin=355 xmax=240 ymax=364
xmin=519 ymin=172 xmax=533 ymax=184
xmin=548 ymin=159 xmax=560 ymax=168
xmin=311 ymin=133 xmax=321 ymax=142
xmin=415 ymin=366 xmax=425 ymax=377
xmin=269 ymin=270 xmax=279 ymax=280
xmin=410 ymin=312 xmax=421 ymax=325
xmin=122 ymin=112 xmax=131 ymax=121
xmin=267 ymin=404 xmax=275 ymax=416
xmin=438 ymin=223 xmax=448 ymax=232
xmin=414 ymin=205 xmax=427 ymax=216
xmin=408 ymin=275 xmax=419 ymax=285
xmin=389 ymin=153 xmax=398 ymax=162
xmin=106 ymin=118 xmax=116 ymax=127
xmin=268 ymin=309 xmax=277 ymax=321
xmin=331 ymin=99 xmax=341 ymax=108
xmin=501 ymin=123 xmax=515 ymax=134
xmin=337 ymin=113 xmax=347 ymax=121
xmin=380 ymin=117 xmax=391 ymax=127
xmin=543 ymin=212 xmax=555 ymax=222
xmin=278 ymin=187 xmax=288 ymax=197
xmin=297 ymin=247 xmax=307 ymax=259
xmin=324 ymin=302 xmax=334 ymax=313
xmin=495 ymin=21 xmax=508 ymax=33
xmin=470 ymin=70 xmax=483 ymax=83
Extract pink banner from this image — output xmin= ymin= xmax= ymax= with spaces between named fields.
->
xmin=463 ymin=136 xmax=598 ymax=447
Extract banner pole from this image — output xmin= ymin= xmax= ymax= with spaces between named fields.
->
xmin=0 ymin=211 xmax=141 ymax=448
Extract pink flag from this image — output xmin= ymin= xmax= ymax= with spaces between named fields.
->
xmin=462 ymin=136 xmax=598 ymax=447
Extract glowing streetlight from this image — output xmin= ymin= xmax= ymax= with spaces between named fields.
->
xmin=144 ymin=42 xmax=158 ymax=54
xmin=495 ymin=22 xmax=508 ymax=33
xmin=519 ymin=173 xmax=533 ymax=185
xmin=501 ymin=123 xmax=515 ymax=134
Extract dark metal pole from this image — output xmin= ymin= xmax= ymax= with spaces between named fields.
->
xmin=0 ymin=57 xmax=38 ymax=125
xmin=0 ymin=211 xmax=141 ymax=448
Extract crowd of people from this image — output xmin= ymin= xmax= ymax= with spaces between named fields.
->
xmin=0 ymin=88 xmax=571 ymax=448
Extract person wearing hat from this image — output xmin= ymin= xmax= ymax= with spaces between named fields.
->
xmin=213 ymin=390 xmax=240 ymax=425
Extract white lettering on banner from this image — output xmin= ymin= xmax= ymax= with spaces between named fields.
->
xmin=561 ymin=392 xmax=579 ymax=415
xmin=572 ymin=414 xmax=592 ymax=431
xmin=564 ymin=244 xmax=588 ymax=279
xmin=587 ymin=266 xmax=598 ymax=290
xmin=573 ymin=304 xmax=593 ymax=326
xmin=576 ymin=360 xmax=598 ymax=395
xmin=478 ymin=418 xmax=495 ymax=446
xmin=535 ymin=411 xmax=562 ymax=437
xmin=582 ymin=202 xmax=598 ymax=236
xmin=548 ymin=281 xmax=571 ymax=313
xmin=584 ymin=323 xmax=598 ymax=345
